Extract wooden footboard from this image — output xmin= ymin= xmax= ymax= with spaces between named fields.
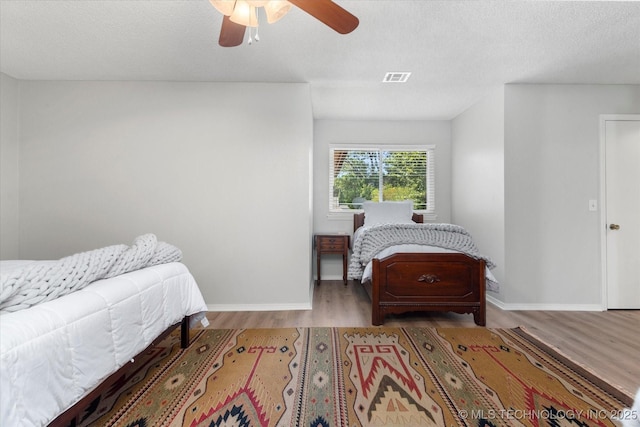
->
xmin=50 ymin=315 xmax=194 ymax=427
xmin=371 ymin=253 xmax=486 ymax=326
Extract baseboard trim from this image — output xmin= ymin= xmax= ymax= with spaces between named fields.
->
xmin=208 ymin=297 xmax=604 ymax=313
xmin=207 ymin=302 xmax=313 ymax=312
xmin=487 ymin=295 xmax=605 ymax=311
xmin=315 ymin=274 xmax=344 ymax=281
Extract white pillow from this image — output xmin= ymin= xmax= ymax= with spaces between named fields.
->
xmin=363 ymin=201 xmax=414 ymax=227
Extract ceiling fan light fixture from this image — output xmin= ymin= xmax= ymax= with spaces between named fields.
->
xmin=264 ymin=1 xmax=292 ymax=24
xmin=209 ymin=0 xmax=235 ymax=16
xmin=213 ymin=0 xmax=358 ymax=47
xmin=229 ymin=1 xmax=259 ymax=27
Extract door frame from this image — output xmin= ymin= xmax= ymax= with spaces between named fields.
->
xmin=598 ymin=114 xmax=640 ymax=310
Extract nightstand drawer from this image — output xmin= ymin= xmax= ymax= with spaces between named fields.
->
xmin=316 ymin=236 xmax=348 ymax=250
xmin=319 ymin=242 xmax=346 ymax=251
xmin=318 ymin=236 xmax=346 ymax=244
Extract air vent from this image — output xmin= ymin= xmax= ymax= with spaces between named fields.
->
xmin=382 ymin=72 xmax=411 ymax=83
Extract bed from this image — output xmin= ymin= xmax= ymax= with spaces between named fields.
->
xmin=0 ymin=236 xmax=208 ymax=427
xmin=349 ymin=201 xmax=497 ymax=326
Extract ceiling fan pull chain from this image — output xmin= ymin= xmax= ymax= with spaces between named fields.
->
xmin=247 ymin=10 xmax=260 ymax=45
xmin=254 ymin=10 xmax=260 ymax=43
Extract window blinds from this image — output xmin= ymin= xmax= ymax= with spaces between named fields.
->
xmin=329 ymin=145 xmax=435 ymax=213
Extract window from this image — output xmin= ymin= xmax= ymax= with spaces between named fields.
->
xmin=329 ymin=145 xmax=435 ymax=213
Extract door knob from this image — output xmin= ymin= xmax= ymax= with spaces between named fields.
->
xmin=609 ymin=224 xmax=620 ymax=230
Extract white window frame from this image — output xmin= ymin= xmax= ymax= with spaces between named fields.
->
xmin=329 ymin=144 xmax=435 ymax=215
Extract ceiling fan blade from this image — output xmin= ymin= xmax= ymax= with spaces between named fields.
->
xmin=287 ymin=0 xmax=359 ymax=34
xmin=219 ymin=15 xmax=246 ymax=47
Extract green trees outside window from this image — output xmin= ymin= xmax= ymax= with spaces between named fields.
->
xmin=330 ymin=147 xmax=434 ymax=212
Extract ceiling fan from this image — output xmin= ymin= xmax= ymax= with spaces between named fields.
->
xmin=209 ymin=0 xmax=359 ymax=47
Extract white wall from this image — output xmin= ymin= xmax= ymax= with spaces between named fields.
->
xmin=7 ymin=78 xmax=638 ymax=310
xmin=0 ymin=73 xmax=20 ymax=259
xmin=503 ymin=84 xmax=640 ymax=308
xmin=313 ymin=119 xmax=451 ymax=279
xmin=451 ymin=87 xmax=505 ymax=297
xmin=15 ymin=81 xmax=314 ymax=309
xmin=452 ymin=84 xmax=640 ymax=309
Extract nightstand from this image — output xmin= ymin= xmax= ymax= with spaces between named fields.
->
xmin=315 ymin=234 xmax=350 ymax=285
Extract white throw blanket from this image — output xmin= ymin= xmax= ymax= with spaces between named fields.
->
xmin=349 ymin=223 xmax=497 ymax=288
xmin=0 ymin=234 xmax=182 ymax=314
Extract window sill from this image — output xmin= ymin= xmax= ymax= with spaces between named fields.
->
xmin=327 ymin=211 xmax=438 ymax=222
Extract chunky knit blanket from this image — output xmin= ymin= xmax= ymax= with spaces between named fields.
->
xmin=0 ymin=234 xmax=182 ymax=314
xmin=349 ymin=223 xmax=496 ymax=283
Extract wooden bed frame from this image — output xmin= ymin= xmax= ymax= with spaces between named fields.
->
xmin=49 ymin=316 xmax=193 ymax=427
xmin=354 ymin=213 xmax=486 ymax=326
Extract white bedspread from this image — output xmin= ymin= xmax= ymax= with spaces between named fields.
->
xmin=0 ymin=234 xmax=182 ymax=314
xmin=0 ymin=261 xmax=208 ymax=427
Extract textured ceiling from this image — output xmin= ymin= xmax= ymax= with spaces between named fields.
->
xmin=1 ymin=0 xmax=639 ymax=120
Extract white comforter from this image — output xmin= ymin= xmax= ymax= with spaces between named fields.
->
xmin=0 ymin=261 xmax=208 ymax=427
xmin=0 ymin=234 xmax=182 ymax=313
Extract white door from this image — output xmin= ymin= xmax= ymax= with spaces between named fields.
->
xmin=605 ymin=118 xmax=640 ymax=309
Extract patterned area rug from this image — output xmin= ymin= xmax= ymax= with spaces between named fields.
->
xmin=78 ymin=327 xmax=633 ymax=427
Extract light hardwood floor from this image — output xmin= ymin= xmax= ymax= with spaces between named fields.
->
xmin=206 ymin=280 xmax=640 ymax=396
